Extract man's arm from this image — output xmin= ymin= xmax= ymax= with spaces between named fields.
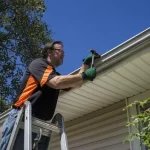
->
xmin=47 ymin=65 xmax=97 ymax=89
xmin=47 ymin=63 xmax=91 ymax=89
xmin=46 ymin=73 xmax=83 ymax=89
xmin=46 ymin=52 xmax=98 ymax=90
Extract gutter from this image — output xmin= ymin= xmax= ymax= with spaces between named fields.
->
xmin=95 ymin=27 xmax=150 ymax=75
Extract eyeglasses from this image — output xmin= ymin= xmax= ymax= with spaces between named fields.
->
xmin=52 ymin=49 xmax=64 ymax=53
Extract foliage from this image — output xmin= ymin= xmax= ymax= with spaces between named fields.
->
xmin=123 ymin=98 xmax=150 ymax=149
xmin=0 ymin=98 xmax=11 ymax=113
xmin=0 ymin=0 xmax=53 ymax=102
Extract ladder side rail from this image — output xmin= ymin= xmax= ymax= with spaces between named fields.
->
xmin=24 ymin=101 xmax=32 ymax=150
xmin=6 ymin=107 xmax=24 ymax=150
xmin=47 ymin=130 xmax=53 ymax=150
xmin=60 ymin=116 xmax=69 ymax=150
xmin=52 ymin=113 xmax=69 ymax=150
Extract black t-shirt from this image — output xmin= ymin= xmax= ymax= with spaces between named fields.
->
xmin=13 ymin=58 xmax=59 ymax=120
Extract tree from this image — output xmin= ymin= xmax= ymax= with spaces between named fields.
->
xmin=123 ymin=98 xmax=150 ymax=149
xmin=0 ymin=0 xmax=53 ymax=102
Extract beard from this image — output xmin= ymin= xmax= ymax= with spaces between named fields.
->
xmin=55 ymin=58 xmax=63 ymax=67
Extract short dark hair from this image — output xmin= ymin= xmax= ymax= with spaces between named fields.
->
xmin=42 ymin=40 xmax=63 ymax=58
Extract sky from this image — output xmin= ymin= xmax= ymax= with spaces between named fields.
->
xmin=43 ymin=0 xmax=150 ymax=74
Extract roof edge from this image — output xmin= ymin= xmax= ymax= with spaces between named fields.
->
xmin=69 ymin=27 xmax=150 ymax=75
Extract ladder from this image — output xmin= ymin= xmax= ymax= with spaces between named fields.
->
xmin=6 ymin=101 xmax=69 ymax=150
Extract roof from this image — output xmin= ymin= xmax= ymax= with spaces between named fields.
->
xmin=0 ymin=27 xmax=150 ymax=124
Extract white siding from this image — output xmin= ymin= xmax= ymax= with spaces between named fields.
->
xmin=51 ymin=100 xmax=130 ymax=150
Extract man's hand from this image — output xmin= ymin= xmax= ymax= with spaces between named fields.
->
xmin=81 ymin=67 xmax=96 ymax=81
xmin=83 ymin=54 xmax=94 ymax=66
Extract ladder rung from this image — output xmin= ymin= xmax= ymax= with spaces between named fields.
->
xmin=32 ymin=117 xmax=60 ymax=133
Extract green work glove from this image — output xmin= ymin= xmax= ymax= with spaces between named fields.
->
xmin=83 ymin=54 xmax=94 ymax=66
xmin=81 ymin=67 xmax=96 ymax=81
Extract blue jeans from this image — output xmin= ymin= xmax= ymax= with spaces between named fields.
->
xmin=0 ymin=108 xmax=19 ymax=150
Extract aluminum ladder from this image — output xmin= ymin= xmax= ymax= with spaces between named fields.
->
xmin=6 ymin=101 xmax=69 ymax=150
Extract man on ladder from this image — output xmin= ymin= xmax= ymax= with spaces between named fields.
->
xmin=0 ymin=40 xmax=97 ymax=150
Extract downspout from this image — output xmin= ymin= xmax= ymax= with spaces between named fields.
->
xmin=125 ymin=98 xmax=133 ymax=150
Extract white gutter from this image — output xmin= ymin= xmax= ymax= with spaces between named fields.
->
xmin=95 ymin=27 xmax=150 ymax=75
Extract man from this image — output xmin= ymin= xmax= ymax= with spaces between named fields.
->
xmin=0 ymin=40 xmax=97 ymax=150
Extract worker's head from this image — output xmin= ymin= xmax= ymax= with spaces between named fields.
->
xmin=42 ymin=40 xmax=65 ymax=67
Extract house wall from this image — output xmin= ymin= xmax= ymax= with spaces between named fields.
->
xmin=50 ymin=100 xmax=130 ymax=150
